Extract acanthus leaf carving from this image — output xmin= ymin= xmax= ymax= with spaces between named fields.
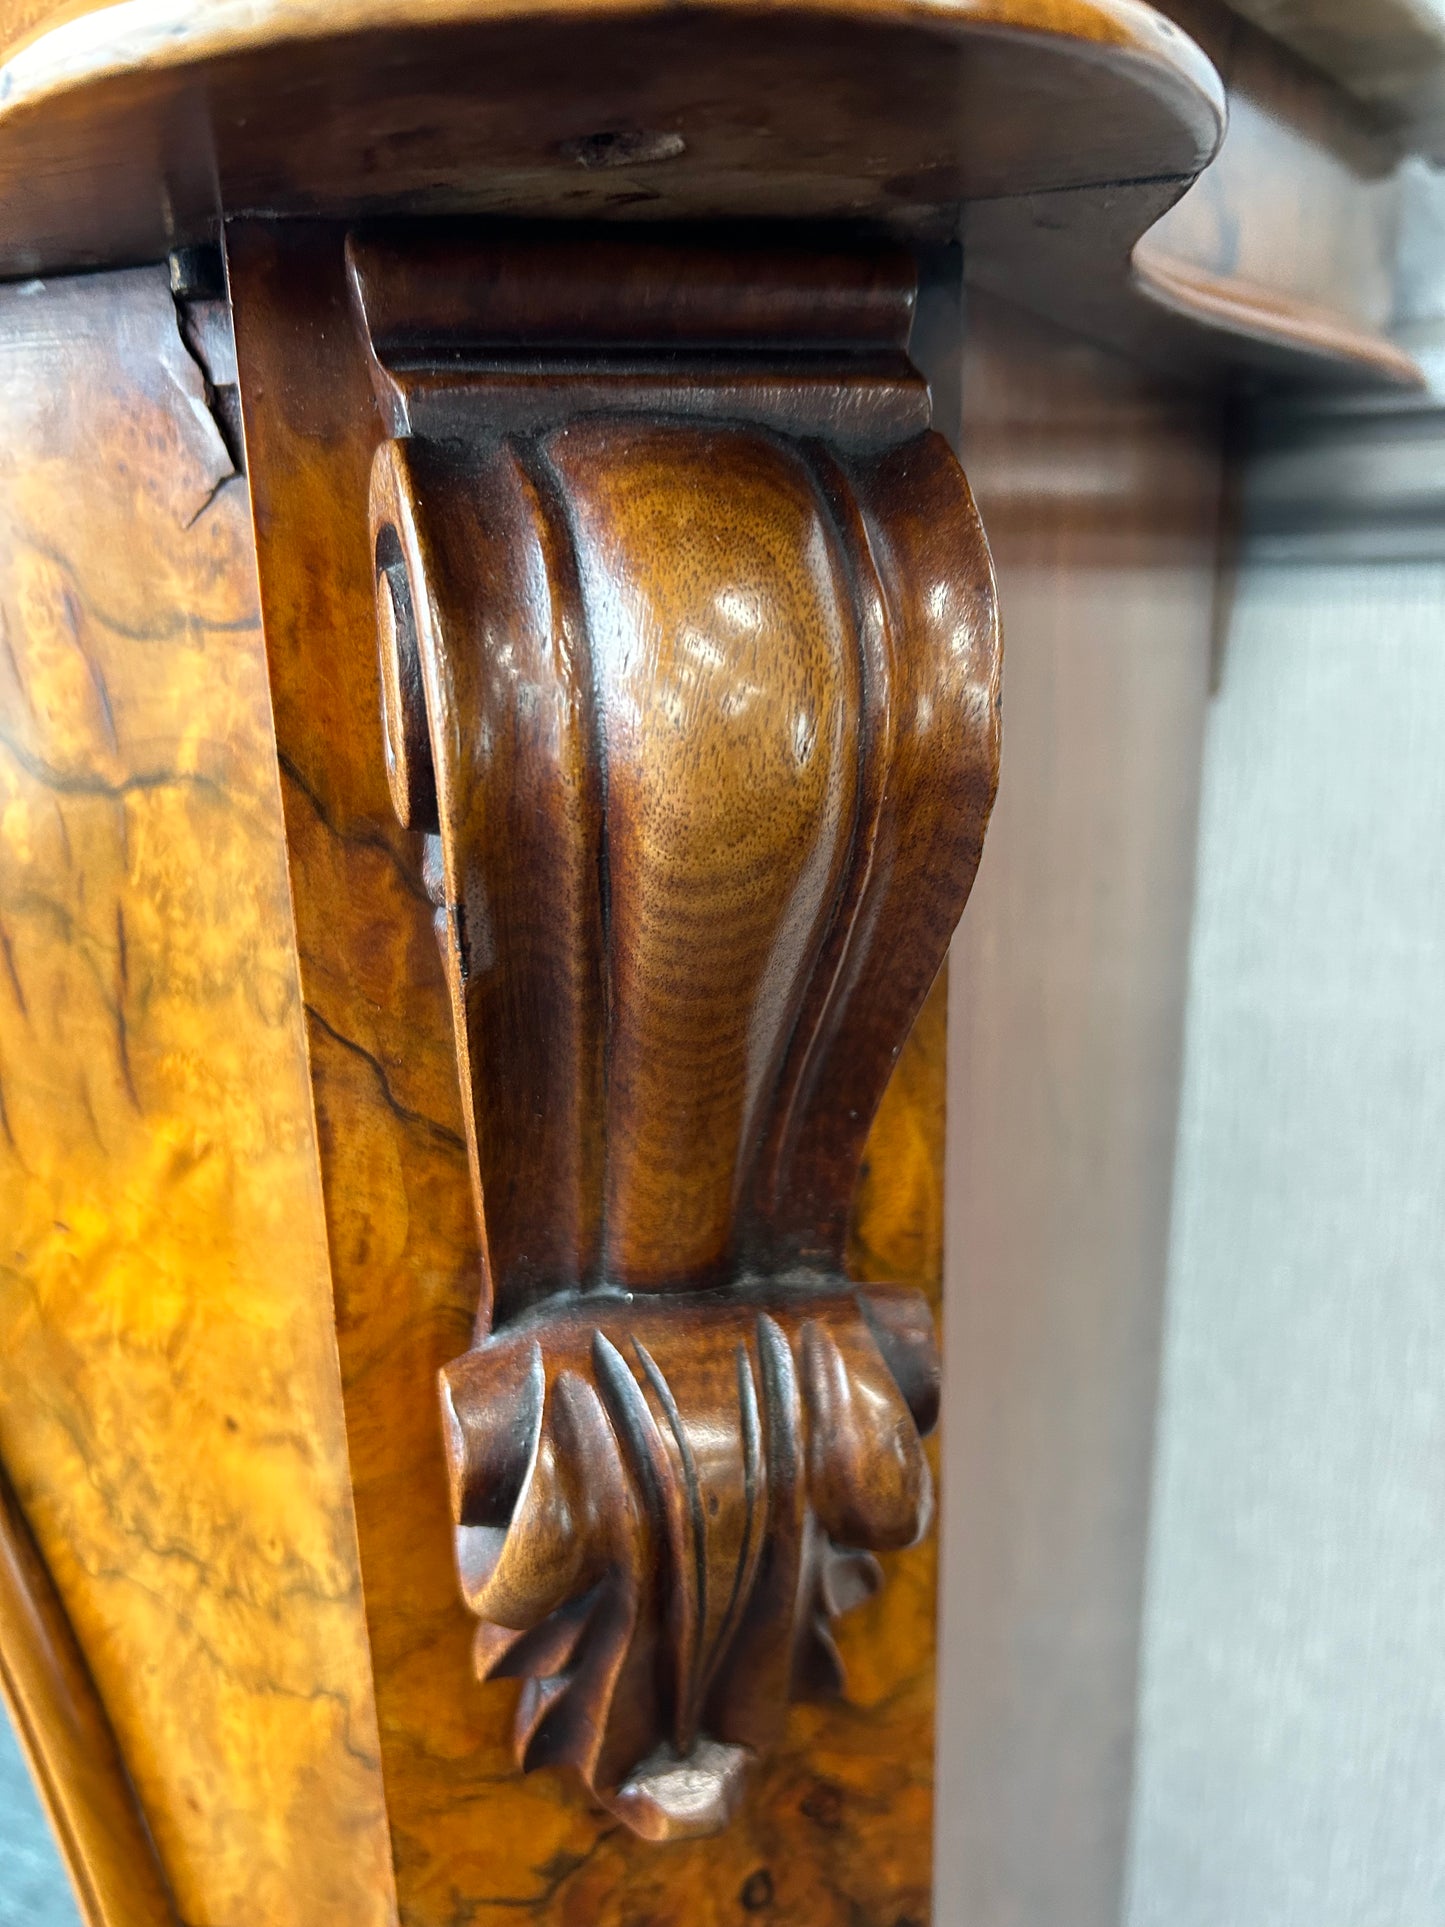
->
xmin=441 ymin=1289 xmax=935 ymax=1838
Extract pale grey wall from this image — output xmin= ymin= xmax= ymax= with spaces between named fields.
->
xmin=1123 ymin=555 xmax=1445 ymax=1927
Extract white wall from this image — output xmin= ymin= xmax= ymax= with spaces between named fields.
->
xmin=1124 ymin=555 xmax=1445 ymax=1927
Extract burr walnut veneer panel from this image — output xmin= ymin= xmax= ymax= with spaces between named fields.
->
xmin=0 ymin=264 xmax=394 ymax=1927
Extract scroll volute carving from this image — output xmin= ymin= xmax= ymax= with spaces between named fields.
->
xmin=348 ymin=231 xmax=1000 ymax=1841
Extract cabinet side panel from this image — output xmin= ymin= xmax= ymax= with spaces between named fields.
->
xmin=0 ymin=264 xmax=394 ymax=1927
xmin=939 ymin=291 xmax=1220 ymax=1927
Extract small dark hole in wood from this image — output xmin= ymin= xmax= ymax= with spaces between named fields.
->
xmin=800 ymin=1780 xmax=844 ymax=1830
xmin=561 ymin=128 xmax=686 ymax=170
xmin=740 ymin=1868 xmax=774 ymax=1911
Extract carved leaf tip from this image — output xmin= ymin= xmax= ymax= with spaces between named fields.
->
xmin=441 ymin=1291 xmax=935 ymax=1836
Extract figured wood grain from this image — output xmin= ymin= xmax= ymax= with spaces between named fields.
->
xmin=0 ymin=263 xmax=396 ymax=1927
xmin=23 ymin=0 xmax=1416 ymax=395
xmin=0 ymin=1463 xmax=176 ymax=1927
xmin=229 ymin=214 xmax=951 ymax=1925
xmin=0 ymin=0 xmax=1414 ymax=391
xmin=0 ymin=12 xmax=1385 ymax=1922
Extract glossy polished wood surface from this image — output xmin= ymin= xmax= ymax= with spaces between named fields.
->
xmin=960 ymin=0 xmax=1426 ymax=391
xmin=347 ymin=231 xmax=996 ymax=1839
xmin=0 ymin=0 xmax=1222 ymax=274
xmin=442 ymin=1285 xmax=938 ymax=1840
xmin=1131 ymin=0 xmax=1424 ymax=387
xmin=0 ymin=264 xmax=395 ymax=1927
xmin=229 ymin=216 xmax=951 ymax=1923
xmin=0 ymin=0 xmax=1421 ymax=386
xmin=0 ymin=0 xmax=1413 ymax=1917
xmin=352 ymin=235 xmax=997 ymax=1309
xmin=16 ymin=0 xmax=1408 ymax=394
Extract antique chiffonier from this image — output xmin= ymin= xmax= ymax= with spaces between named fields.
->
xmin=0 ymin=1 xmax=1432 ymax=1922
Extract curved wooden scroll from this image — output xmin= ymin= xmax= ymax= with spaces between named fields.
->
xmin=349 ymin=232 xmax=1000 ymax=1839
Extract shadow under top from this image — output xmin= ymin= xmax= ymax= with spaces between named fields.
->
xmin=0 ymin=0 xmax=1225 ymax=275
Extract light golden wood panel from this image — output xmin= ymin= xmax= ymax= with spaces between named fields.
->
xmin=0 ymin=264 xmax=396 ymax=1927
xmin=0 ymin=1457 xmax=175 ymax=1927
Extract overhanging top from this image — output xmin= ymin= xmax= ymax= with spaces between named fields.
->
xmin=0 ymin=0 xmax=1224 ymax=274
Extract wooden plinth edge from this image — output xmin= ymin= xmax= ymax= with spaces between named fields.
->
xmin=1133 ymin=243 xmax=1427 ymax=392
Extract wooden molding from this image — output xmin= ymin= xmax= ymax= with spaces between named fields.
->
xmin=0 ymin=1464 xmax=177 ymax=1927
xmin=0 ymin=0 xmax=1416 ymax=393
xmin=347 ymin=231 xmax=999 ymax=1837
xmin=1131 ymin=245 xmax=1426 ymax=392
xmin=967 ymin=178 xmax=1426 ymax=396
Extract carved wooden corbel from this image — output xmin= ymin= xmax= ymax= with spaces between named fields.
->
xmin=347 ymin=231 xmax=1000 ymax=1841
